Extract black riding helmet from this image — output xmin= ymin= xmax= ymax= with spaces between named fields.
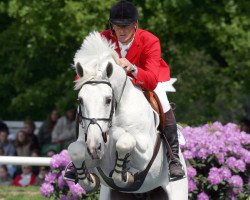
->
xmin=109 ymin=0 xmax=138 ymax=26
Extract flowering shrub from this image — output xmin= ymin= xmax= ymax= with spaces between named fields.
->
xmin=40 ymin=150 xmax=99 ymax=200
xmin=181 ymin=122 xmax=250 ymax=200
xmin=40 ymin=122 xmax=250 ymax=199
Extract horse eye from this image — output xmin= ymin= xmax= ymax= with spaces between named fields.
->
xmin=105 ymin=97 xmax=112 ymax=105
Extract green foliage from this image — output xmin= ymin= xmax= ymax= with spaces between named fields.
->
xmin=135 ymin=0 xmax=250 ymax=124
xmin=0 ymin=0 xmax=249 ymax=124
xmin=0 ymin=0 xmax=116 ymax=120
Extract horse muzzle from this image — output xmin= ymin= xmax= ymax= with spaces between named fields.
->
xmin=87 ymin=143 xmax=102 ymax=160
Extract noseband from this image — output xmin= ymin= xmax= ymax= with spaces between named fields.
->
xmin=77 ymin=81 xmax=116 ymax=143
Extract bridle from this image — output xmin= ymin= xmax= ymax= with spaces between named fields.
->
xmin=76 ymin=66 xmax=128 ymax=144
xmin=77 ymin=81 xmax=116 ymax=143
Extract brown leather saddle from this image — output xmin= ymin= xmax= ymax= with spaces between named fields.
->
xmin=144 ymin=90 xmax=166 ymax=131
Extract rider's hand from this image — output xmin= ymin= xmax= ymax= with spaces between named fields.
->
xmin=118 ymin=58 xmax=138 ymax=77
xmin=118 ymin=58 xmax=132 ymax=71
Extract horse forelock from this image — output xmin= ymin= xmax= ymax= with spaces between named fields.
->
xmin=73 ymin=31 xmax=118 ymax=90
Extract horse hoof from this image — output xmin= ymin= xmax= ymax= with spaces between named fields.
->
xmin=89 ymin=173 xmax=101 ymax=192
xmin=80 ymin=173 xmax=100 ymax=194
xmin=126 ymin=172 xmax=134 ymax=185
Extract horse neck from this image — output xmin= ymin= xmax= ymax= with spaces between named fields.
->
xmin=109 ymin=65 xmax=133 ymax=103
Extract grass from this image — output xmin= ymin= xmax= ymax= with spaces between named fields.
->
xmin=0 ymin=186 xmax=44 ymax=200
xmin=0 ymin=186 xmax=100 ymax=200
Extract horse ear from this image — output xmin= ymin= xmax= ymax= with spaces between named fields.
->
xmin=106 ymin=62 xmax=113 ymax=78
xmin=76 ymin=62 xmax=84 ymax=78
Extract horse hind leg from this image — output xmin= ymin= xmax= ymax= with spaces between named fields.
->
xmin=112 ymin=132 xmax=136 ymax=188
xmin=68 ymin=141 xmax=100 ymax=193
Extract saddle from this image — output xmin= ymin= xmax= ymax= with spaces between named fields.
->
xmin=144 ymin=90 xmax=166 ymax=131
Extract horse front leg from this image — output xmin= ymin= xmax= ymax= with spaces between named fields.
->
xmin=112 ymin=132 xmax=136 ymax=188
xmin=67 ymin=141 xmax=100 ymax=193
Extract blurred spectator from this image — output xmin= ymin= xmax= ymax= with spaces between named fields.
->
xmin=14 ymin=130 xmax=33 ymax=157
xmin=35 ymin=166 xmax=49 ymax=185
xmin=47 ymin=149 xmax=57 ymax=157
xmin=0 ymin=121 xmax=9 ymax=133
xmin=52 ymin=109 xmax=76 ymax=149
xmin=0 ymin=165 xmax=12 ymax=186
xmin=30 ymin=149 xmax=40 ymax=176
xmin=31 ymin=149 xmax=39 ymax=157
xmin=12 ymin=165 xmax=36 ymax=187
xmin=0 ymin=147 xmax=16 ymax=177
xmin=0 ymin=146 xmax=4 ymax=155
xmin=0 ymin=129 xmax=16 ymax=156
xmin=13 ymin=149 xmax=40 ymax=178
xmin=38 ymin=109 xmax=60 ymax=155
xmin=240 ymin=118 xmax=250 ymax=134
xmin=22 ymin=120 xmax=40 ymax=153
xmin=39 ymin=109 xmax=60 ymax=146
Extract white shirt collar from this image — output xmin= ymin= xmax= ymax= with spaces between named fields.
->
xmin=118 ymin=38 xmax=134 ymax=58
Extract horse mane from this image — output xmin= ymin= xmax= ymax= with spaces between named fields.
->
xmin=74 ymin=31 xmax=119 ymax=90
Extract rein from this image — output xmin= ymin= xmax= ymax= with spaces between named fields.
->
xmin=96 ymin=134 xmax=162 ymax=192
xmin=77 ymin=76 xmax=162 ymax=192
xmin=97 ymin=90 xmax=165 ymax=192
xmin=117 ymin=74 xmax=128 ymax=105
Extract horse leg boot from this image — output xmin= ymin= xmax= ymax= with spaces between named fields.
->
xmin=163 ymin=108 xmax=185 ymax=180
xmin=66 ymin=141 xmax=100 ymax=193
xmin=112 ymin=132 xmax=136 ymax=188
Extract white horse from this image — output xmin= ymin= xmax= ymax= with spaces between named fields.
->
xmin=67 ymin=32 xmax=188 ymax=200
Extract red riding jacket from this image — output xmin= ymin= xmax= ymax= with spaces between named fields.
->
xmin=101 ymin=29 xmax=170 ymax=90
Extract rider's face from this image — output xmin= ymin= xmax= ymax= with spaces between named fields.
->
xmin=112 ymin=22 xmax=137 ymax=45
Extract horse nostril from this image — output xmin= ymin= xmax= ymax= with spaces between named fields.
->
xmin=87 ymin=146 xmax=95 ymax=159
xmin=97 ymin=143 xmax=101 ymax=151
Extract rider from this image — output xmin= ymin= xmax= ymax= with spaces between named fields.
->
xmin=65 ymin=0 xmax=185 ymax=180
xmin=103 ymin=0 xmax=185 ymax=179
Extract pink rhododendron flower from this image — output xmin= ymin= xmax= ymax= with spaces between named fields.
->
xmin=187 ymin=166 xmax=197 ymax=178
xmin=181 ymin=122 xmax=249 ymax=199
xmin=207 ymin=167 xmax=222 ymax=185
xmin=188 ymin=179 xmax=197 ymax=192
xmin=197 ymin=192 xmax=209 ymax=200
xmin=45 ymin=172 xmax=57 ymax=183
xmin=228 ymin=175 xmax=243 ymax=188
xmin=40 ymin=183 xmax=54 ymax=197
xmin=219 ymin=167 xmax=231 ymax=180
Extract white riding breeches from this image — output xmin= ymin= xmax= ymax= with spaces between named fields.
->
xmin=154 ymin=82 xmax=171 ymax=113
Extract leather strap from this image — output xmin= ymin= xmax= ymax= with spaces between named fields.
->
xmin=96 ymin=134 xmax=162 ymax=192
xmin=144 ymin=91 xmax=176 ymax=161
xmin=96 ymin=91 xmax=165 ymax=191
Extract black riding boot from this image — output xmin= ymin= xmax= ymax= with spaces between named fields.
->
xmin=163 ymin=108 xmax=185 ymax=179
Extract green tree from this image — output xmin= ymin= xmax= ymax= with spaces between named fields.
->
xmin=135 ymin=0 xmax=250 ymax=124
xmin=0 ymin=0 xmax=249 ymax=124
xmin=0 ymin=0 xmax=116 ymax=120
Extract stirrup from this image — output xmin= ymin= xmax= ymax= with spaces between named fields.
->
xmin=169 ymin=175 xmax=186 ymax=182
xmin=168 ymin=159 xmax=186 ymax=182
xmin=64 ymin=162 xmax=78 ymax=183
